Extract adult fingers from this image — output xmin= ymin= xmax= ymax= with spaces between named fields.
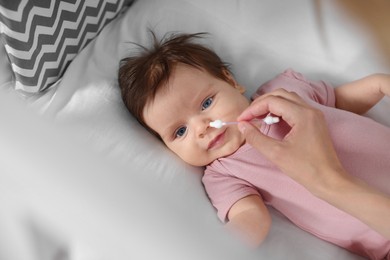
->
xmin=238 ymin=121 xmax=284 ymax=162
xmin=237 ymin=94 xmax=307 ymax=127
xmin=238 ymin=89 xmax=303 ymax=122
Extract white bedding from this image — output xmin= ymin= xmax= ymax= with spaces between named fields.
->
xmin=1 ymin=0 xmax=389 ymax=259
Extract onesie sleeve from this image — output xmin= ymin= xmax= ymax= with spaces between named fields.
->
xmin=252 ymin=69 xmax=336 ymax=108
xmin=202 ymin=163 xmax=259 ymax=223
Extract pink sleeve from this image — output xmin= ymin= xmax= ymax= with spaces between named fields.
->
xmin=251 ymin=69 xmax=336 ymax=107
xmin=202 ymin=166 xmax=259 ymax=223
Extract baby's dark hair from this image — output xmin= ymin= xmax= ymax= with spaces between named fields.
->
xmin=118 ymin=31 xmax=232 ymax=138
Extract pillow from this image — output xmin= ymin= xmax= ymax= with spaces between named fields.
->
xmin=0 ymin=0 xmax=134 ymax=93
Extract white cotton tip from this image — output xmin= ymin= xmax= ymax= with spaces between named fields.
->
xmin=263 ymin=116 xmax=280 ymax=125
xmin=209 ymin=119 xmax=224 ymax=129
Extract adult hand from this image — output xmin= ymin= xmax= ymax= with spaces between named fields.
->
xmin=237 ymin=89 xmax=346 ymax=194
xmin=237 ymin=89 xmax=390 ymax=239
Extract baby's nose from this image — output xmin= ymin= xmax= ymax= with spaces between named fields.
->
xmin=193 ymin=117 xmax=211 ymax=138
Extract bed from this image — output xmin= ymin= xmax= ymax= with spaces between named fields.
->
xmin=1 ymin=1 xmax=389 ymax=259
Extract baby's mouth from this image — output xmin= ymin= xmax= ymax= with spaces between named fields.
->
xmin=207 ymin=130 xmax=226 ymax=150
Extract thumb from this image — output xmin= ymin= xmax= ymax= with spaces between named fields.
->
xmin=238 ymin=122 xmax=281 ymax=155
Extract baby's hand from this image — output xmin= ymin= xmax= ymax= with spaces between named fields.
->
xmin=380 ymin=73 xmax=390 ymax=97
xmin=335 ymin=73 xmax=390 ymax=114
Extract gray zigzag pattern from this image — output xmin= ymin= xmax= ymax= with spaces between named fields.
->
xmin=0 ymin=0 xmax=132 ymax=92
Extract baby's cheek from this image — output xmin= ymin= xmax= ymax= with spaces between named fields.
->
xmin=187 ymin=155 xmax=212 ymax=167
xmin=227 ymin=131 xmax=246 ymax=151
xmin=176 ymin=148 xmax=208 ymax=167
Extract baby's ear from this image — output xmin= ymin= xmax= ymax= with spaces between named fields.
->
xmin=234 ymin=83 xmax=246 ymax=94
xmin=223 ymin=69 xmax=246 ymax=94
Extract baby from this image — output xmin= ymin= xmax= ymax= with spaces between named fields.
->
xmin=118 ymin=32 xmax=390 ymax=259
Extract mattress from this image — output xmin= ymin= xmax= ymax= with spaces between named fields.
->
xmin=1 ymin=0 xmax=389 ymax=259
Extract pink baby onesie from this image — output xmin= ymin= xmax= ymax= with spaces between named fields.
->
xmin=203 ymin=69 xmax=390 ymax=259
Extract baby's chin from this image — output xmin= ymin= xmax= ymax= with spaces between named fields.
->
xmin=180 ymin=134 xmax=245 ymax=167
xmin=184 ymin=158 xmax=213 ymax=167
xmin=194 ymin=145 xmax=244 ymax=167
xmin=182 ymin=154 xmax=218 ymax=167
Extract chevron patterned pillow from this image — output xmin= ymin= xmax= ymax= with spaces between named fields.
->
xmin=0 ymin=0 xmax=133 ymax=93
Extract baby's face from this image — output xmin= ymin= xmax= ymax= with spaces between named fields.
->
xmin=143 ymin=63 xmax=249 ymax=166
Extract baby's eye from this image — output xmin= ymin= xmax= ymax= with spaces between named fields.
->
xmin=175 ymin=126 xmax=187 ymax=138
xmin=202 ymin=97 xmax=213 ymax=110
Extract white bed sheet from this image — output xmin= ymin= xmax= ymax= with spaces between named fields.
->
xmin=1 ymin=0 xmax=389 ymax=259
